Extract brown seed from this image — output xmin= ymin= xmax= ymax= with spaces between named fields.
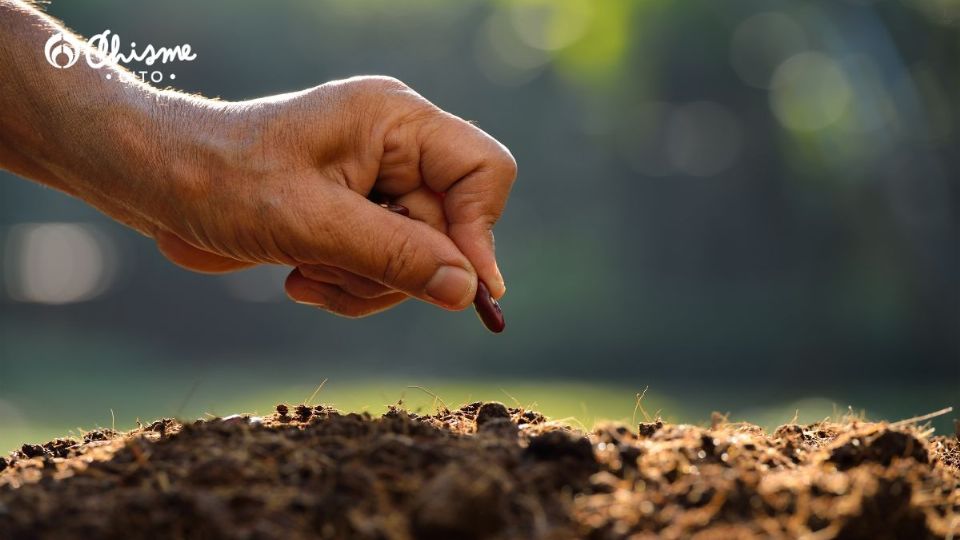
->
xmin=380 ymin=202 xmax=410 ymax=217
xmin=473 ymin=280 xmax=505 ymax=333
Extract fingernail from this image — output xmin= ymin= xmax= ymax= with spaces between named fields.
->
xmin=425 ymin=266 xmax=474 ymax=307
xmin=491 ymin=264 xmax=506 ymax=298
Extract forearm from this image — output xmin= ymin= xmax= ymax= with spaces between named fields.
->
xmin=0 ymin=1 xmax=219 ymax=234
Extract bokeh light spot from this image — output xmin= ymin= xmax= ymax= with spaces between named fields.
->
xmin=508 ymin=0 xmax=594 ymax=52
xmin=4 ymin=223 xmax=116 ymax=304
xmin=475 ymin=9 xmax=550 ymax=86
xmin=770 ymin=52 xmax=852 ymax=132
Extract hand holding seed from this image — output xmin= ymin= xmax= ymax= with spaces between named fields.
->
xmin=379 ymin=202 xmax=506 ymax=333
xmin=143 ymin=76 xmax=516 ymax=319
xmin=0 ymin=30 xmax=516 ymax=321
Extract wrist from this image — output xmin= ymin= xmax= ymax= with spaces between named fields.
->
xmin=38 ymin=83 xmax=221 ymax=236
xmin=143 ymin=92 xmax=230 ymax=231
xmin=96 ymin=88 xmax=243 ymax=237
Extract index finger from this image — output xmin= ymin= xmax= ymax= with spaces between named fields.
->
xmin=417 ymin=114 xmax=517 ymax=298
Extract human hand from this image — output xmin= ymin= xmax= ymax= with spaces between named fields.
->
xmin=153 ymin=76 xmax=517 ymax=317
xmin=0 ymin=5 xmax=516 ymax=320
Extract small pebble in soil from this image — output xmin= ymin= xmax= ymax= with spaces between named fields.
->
xmin=19 ymin=444 xmax=45 ymax=459
xmin=475 ymin=402 xmax=511 ymax=427
xmin=82 ymin=430 xmax=115 ymax=443
xmin=294 ymin=405 xmax=313 ymax=422
xmin=638 ymin=420 xmax=664 ymax=437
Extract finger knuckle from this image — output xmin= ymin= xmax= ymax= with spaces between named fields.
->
xmin=380 ymin=230 xmax=419 ymax=288
xmin=345 ymin=75 xmax=412 ymax=99
xmin=449 ymin=189 xmax=495 ymax=227
xmin=344 ymin=279 xmax=387 ymax=299
xmin=495 ymin=149 xmax=518 ymax=184
xmin=366 ymin=75 xmax=409 ymax=91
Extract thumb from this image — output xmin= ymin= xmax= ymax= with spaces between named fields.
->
xmin=317 ymin=191 xmax=477 ymax=310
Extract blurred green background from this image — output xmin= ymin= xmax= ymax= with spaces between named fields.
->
xmin=1 ymin=0 xmax=957 ymax=452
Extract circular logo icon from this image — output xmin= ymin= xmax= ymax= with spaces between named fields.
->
xmin=44 ymin=32 xmax=80 ymax=69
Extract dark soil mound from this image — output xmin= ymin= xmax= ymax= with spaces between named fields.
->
xmin=1 ymin=403 xmax=958 ymax=539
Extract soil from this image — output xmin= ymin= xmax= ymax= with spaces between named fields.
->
xmin=1 ymin=402 xmax=958 ymax=539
